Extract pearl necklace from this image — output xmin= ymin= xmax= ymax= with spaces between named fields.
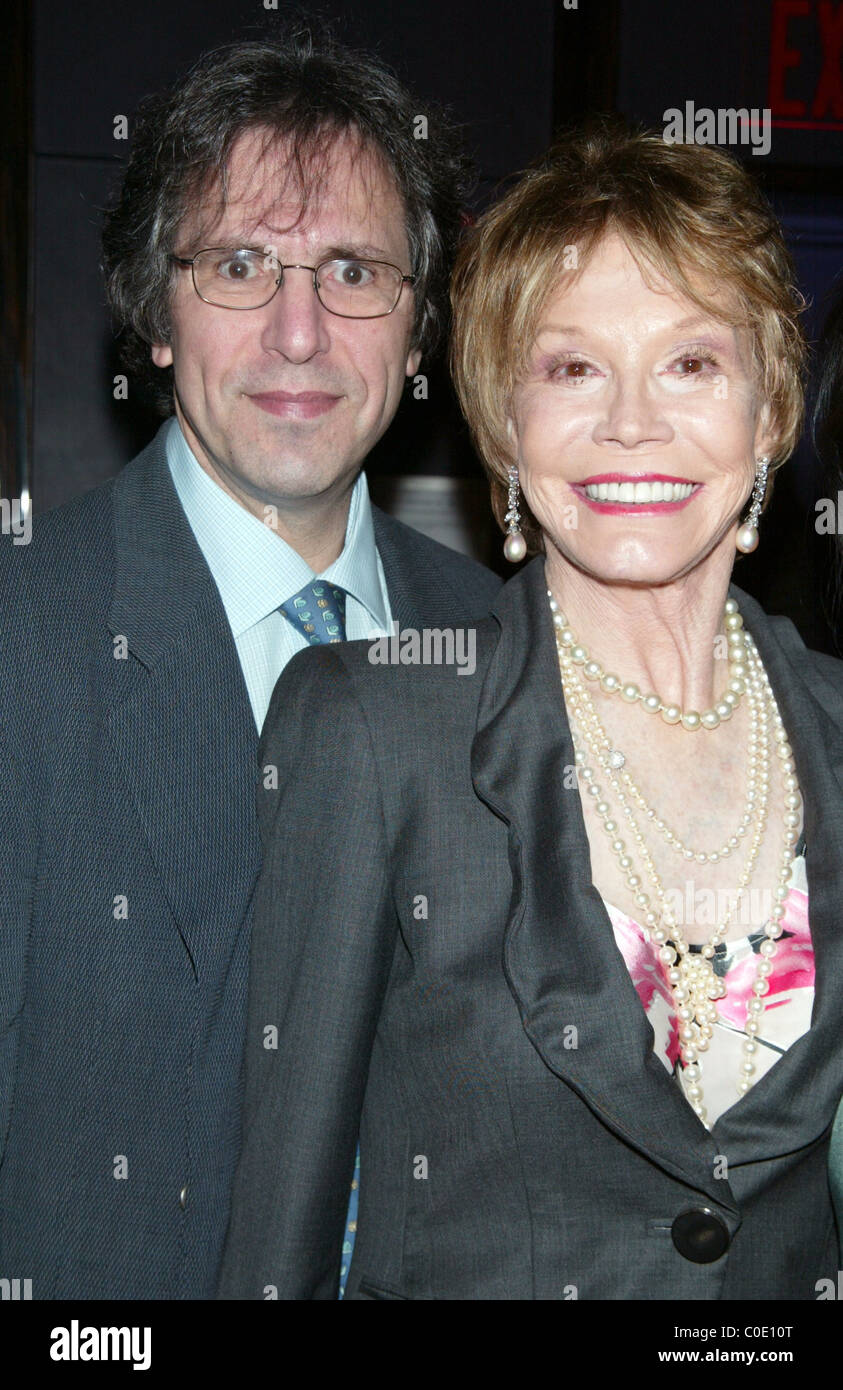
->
xmin=554 ymin=597 xmax=749 ymax=730
xmin=562 ymin=605 xmax=762 ymax=864
xmin=548 ymin=590 xmax=803 ymax=1128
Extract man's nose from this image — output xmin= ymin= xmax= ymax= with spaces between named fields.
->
xmin=259 ymin=266 xmax=330 ymax=362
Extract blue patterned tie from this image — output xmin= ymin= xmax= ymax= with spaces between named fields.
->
xmin=279 ymin=578 xmax=359 ymax=1297
xmin=279 ymin=579 xmax=347 ymax=645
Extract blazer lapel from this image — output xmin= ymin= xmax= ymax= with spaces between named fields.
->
xmin=471 ymin=557 xmax=732 ymax=1206
xmin=107 ymin=427 xmax=261 ymax=976
xmin=371 ymin=507 xmax=428 ymax=631
xmin=711 ymin=585 xmax=843 ymax=1161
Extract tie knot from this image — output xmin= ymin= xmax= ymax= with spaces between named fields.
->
xmin=279 ymin=580 xmax=347 ymax=644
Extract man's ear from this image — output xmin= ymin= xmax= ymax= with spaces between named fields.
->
xmin=405 ymin=345 xmax=422 ymax=377
xmin=151 ymin=343 xmax=173 ymax=369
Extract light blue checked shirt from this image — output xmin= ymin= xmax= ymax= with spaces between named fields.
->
xmin=165 ymin=417 xmax=393 ymax=730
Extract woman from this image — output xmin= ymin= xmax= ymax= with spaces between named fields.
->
xmin=219 ymin=123 xmax=843 ymax=1299
xmin=812 ymin=273 xmax=843 ymax=1255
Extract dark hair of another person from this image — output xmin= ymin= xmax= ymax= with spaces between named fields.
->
xmin=101 ymin=24 xmax=470 ymax=413
xmin=813 ymin=276 xmax=843 ymax=647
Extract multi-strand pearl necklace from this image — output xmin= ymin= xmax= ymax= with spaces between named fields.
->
xmin=554 ymin=597 xmax=751 ymax=731
xmin=548 ymin=589 xmax=803 ymax=1129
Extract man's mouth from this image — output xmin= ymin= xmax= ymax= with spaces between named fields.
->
xmin=248 ymin=391 xmax=341 ymax=420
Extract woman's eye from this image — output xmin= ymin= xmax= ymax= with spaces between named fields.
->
xmin=670 ymin=354 xmax=717 ymax=375
xmin=552 ymin=360 xmax=594 ymax=381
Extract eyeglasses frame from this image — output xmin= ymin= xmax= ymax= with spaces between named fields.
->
xmin=169 ymin=249 xmax=417 ymax=319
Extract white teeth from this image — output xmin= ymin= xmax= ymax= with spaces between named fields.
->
xmin=583 ymin=480 xmax=694 ymax=504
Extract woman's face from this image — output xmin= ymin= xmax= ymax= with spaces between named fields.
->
xmin=507 ymin=232 xmax=775 ymax=588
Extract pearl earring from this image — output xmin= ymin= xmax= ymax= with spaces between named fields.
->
xmin=735 ymin=457 xmax=769 ymax=554
xmin=503 ymin=464 xmax=527 ymax=562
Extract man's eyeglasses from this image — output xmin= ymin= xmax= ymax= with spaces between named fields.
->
xmin=169 ymin=248 xmax=417 ymax=319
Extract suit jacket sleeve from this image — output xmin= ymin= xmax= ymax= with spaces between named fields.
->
xmin=0 ymin=547 xmax=38 ymax=1171
xmin=217 ymin=645 xmax=397 ymax=1299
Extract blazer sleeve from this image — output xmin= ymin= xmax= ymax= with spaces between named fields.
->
xmin=0 ymin=715 xmax=33 ymax=1169
xmin=0 ymin=551 xmax=37 ymax=1172
xmin=217 ymin=645 xmax=398 ymax=1299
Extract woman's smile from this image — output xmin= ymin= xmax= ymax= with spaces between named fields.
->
xmin=572 ymin=472 xmax=702 ymax=514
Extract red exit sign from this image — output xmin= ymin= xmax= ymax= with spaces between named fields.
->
xmin=769 ymin=0 xmax=843 ymax=126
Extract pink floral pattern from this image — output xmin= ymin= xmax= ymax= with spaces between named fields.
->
xmin=602 ymin=855 xmax=814 ymax=1125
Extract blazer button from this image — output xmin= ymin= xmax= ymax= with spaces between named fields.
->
xmin=671 ymin=1207 xmax=730 ymax=1263
xmin=179 ymin=1185 xmax=189 ymax=1211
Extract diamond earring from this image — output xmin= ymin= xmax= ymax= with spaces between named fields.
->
xmin=503 ymin=465 xmax=527 ymax=562
xmin=735 ymin=457 xmax=769 ymax=554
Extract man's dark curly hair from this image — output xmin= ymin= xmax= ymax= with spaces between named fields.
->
xmin=101 ymin=24 xmax=471 ymax=414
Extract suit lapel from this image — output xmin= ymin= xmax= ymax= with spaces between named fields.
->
xmin=107 ymin=428 xmax=261 ymax=976
xmin=470 ymin=559 xmax=843 ymax=1197
xmin=471 ymin=558 xmax=732 ymax=1205
xmin=371 ymin=507 xmax=427 ymax=630
xmin=711 ymin=585 xmax=843 ymax=1160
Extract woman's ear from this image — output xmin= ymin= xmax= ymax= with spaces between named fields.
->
xmin=753 ymin=402 xmax=777 ymax=461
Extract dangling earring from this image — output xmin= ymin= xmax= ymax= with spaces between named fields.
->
xmin=735 ymin=457 xmax=769 ymax=554
xmin=503 ymin=464 xmax=527 ymax=562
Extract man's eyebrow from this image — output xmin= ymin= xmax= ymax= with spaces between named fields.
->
xmin=216 ymin=239 xmax=397 ymax=261
xmin=316 ymin=242 xmax=397 ymax=261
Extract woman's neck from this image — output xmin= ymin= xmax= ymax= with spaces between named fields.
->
xmin=544 ymin=549 xmax=740 ymax=713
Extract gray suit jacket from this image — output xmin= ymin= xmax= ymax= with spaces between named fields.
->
xmin=219 ymin=554 xmax=843 ymax=1300
xmin=832 ymin=1100 xmax=843 ymax=1261
xmin=0 ymin=421 xmax=501 ymax=1299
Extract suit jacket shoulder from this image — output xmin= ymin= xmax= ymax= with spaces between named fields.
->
xmin=257 ymin=616 xmax=499 ymax=829
xmin=370 ymin=503 xmax=501 ymax=622
xmin=730 ymin=584 xmax=843 ymax=713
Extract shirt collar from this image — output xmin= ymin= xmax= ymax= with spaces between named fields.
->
xmin=164 ymin=417 xmax=389 ymax=637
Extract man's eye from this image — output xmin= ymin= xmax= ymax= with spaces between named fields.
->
xmin=328 ymin=260 xmax=375 ymax=287
xmin=217 ymin=255 xmax=260 ymax=281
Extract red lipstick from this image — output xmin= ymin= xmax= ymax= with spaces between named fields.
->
xmin=572 ymin=473 xmax=701 ymax=516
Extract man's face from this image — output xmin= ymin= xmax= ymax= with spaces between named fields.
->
xmin=152 ymin=127 xmax=421 ymax=517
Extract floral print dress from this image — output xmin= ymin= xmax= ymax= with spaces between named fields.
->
xmin=602 ymin=843 xmax=814 ymax=1127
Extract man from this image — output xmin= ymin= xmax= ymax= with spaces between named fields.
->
xmin=0 ymin=31 xmax=500 ymax=1299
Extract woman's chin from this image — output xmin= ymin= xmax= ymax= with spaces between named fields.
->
xmin=547 ymin=542 xmax=709 ymax=588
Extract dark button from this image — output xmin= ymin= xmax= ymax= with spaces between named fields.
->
xmin=671 ymin=1207 xmax=730 ymax=1263
xmin=179 ymin=1185 xmax=189 ymax=1211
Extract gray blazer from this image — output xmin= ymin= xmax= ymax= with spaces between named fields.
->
xmin=0 ymin=422 xmax=501 ymax=1299
xmin=219 ymin=555 xmax=843 ymax=1301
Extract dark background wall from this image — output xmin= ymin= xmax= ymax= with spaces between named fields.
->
xmin=13 ymin=0 xmax=843 ymax=647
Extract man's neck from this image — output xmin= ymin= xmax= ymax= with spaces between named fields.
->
xmin=258 ymin=493 xmax=354 ymax=572
xmin=173 ymin=420 xmax=356 ymax=572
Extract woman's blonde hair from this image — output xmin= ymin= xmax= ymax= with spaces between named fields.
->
xmin=450 ymin=119 xmax=808 ymax=554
